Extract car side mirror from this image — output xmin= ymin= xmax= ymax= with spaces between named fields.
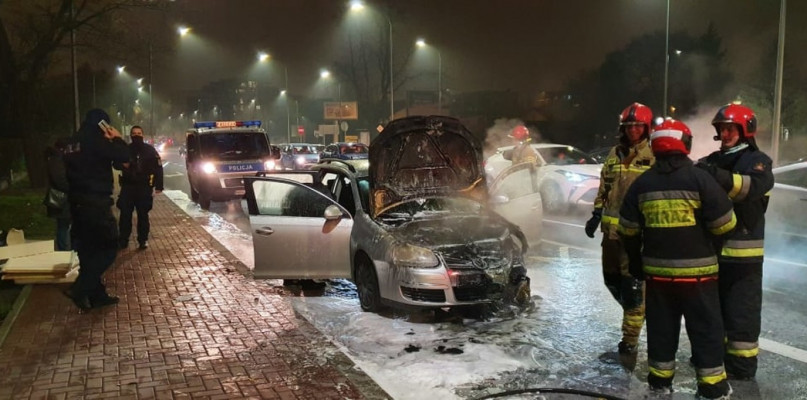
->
xmin=502 ymin=149 xmax=513 ymax=161
xmin=323 ymin=204 xmax=344 ymax=220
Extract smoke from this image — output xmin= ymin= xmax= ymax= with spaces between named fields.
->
xmin=680 ymin=103 xmax=723 ymax=162
xmin=483 ymin=118 xmax=543 ymax=157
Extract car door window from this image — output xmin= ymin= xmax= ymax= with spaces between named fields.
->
xmin=490 ymin=163 xmax=540 ymax=199
xmin=775 ymin=168 xmax=807 ymax=189
xmin=252 ymin=180 xmax=334 ymax=217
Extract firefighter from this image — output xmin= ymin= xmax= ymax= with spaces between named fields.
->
xmin=585 ymin=102 xmax=655 ymax=363
xmin=619 ymin=118 xmax=736 ymax=399
xmin=696 ymin=104 xmax=774 ymax=379
xmin=508 ymin=124 xmax=538 ymax=165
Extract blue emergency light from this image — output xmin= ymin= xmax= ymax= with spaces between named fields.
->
xmin=193 ymin=120 xmax=262 ymax=129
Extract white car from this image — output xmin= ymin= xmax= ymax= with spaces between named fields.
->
xmin=485 ymin=143 xmax=601 ymax=213
xmin=766 ymin=161 xmax=807 ymax=264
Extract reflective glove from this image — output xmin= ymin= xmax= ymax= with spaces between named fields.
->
xmin=696 ymin=163 xmax=733 ymax=192
xmin=584 ymin=208 xmax=603 ymax=238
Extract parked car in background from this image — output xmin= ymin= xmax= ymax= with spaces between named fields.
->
xmin=244 ymin=116 xmax=534 ymax=314
xmin=766 ymin=161 xmax=807 ymax=264
xmin=320 ymin=142 xmax=370 ymax=170
xmin=587 ymin=146 xmax=611 ymax=164
xmin=485 ymin=143 xmax=601 ymax=213
xmin=279 ymin=143 xmax=321 ymax=170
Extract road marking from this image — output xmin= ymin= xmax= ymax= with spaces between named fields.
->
xmin=765 ymin=256 xmax=807 ymax=269
xmin=164 ymin=173 xmax=185 ymax=178
xmin=544 ymin=218 xmax=584 ymax=228
xmin=760 ymin=337 xmax=807 ymax=364
xmin=541 ymin=239 xmax=599 ymax=255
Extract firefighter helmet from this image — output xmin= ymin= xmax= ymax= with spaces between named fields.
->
xmin=651 ymin=118 xmax=692 ymax=155
xmin=619 ymin=102 xmax=653 ymax=133
xmin=711 ymin=103 xmax=757 ymax=139
xmin=509 ymin=125 xmax=530 ymax=141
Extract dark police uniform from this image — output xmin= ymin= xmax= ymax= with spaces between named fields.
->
xmin=63 ymin=109 xmax=130 ymax=310
xmin=619 ymin=154 xmax=736 ymax=398
xmin=698 ymin=144 xmax=774 ymax=378
xmin=116 ymin=138 xmax=163 ymax=248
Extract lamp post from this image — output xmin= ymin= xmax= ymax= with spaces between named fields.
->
xmin=415 ymin=38 xmax=443 ymax=113
xmin=321 ymin=69 xmax=343 ymax=142
xmin=257 ymin=51 xmax=291 ymax=143
xmin=349 ymin=0 xmax=394 ymax=121
xmin=771 ymin=0 xmax=787 ymax=166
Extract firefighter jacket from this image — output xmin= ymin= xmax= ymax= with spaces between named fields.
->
xmin=511 ymin=142 xmax=538 ymax=165
xmin=698 ymin=145 xmax=774 ymax=264
xmin=618 ymin=154 xmax=737 ymax=280
xmin=593 ymin=139 xmax=655 ymax=239
xmin=116 ymin=140 xmax=164 ymax=191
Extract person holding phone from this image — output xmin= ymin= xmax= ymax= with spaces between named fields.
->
xmin=62 ymin=108 xmax=130 ymax=311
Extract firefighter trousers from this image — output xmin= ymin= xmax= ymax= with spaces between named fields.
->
xmin=601 ymin=237 xmax=645 ymax=347
xmin=719 ymin=261 xmax=762 ymax=378
xmin=645 ymin=279 xmax=728 ymax=394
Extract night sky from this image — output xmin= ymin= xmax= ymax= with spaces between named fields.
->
xmin=122 ymin=0 xmax=801 ymax=103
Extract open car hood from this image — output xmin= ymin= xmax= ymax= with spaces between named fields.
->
xmin=370 ymin=116 xmax=487 ymax=218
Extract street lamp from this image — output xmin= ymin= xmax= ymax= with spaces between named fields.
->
xmin=177 ymin=26 xmax=190 ymax=37
xmin=320 ymin=69 xmax=342 ymax=142
xmin=257 ymin=51 xmax=291 ymax=143
xmin=415 ymin=38 xmax=443 ymax=113
xmin=349 ymin=0 xmax=394 ymax=121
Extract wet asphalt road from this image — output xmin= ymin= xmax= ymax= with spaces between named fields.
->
xmin=160 ymin=147 xmax=807 ymax=399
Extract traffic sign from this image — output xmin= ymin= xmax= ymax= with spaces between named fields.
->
xmin=297 ymin=126 xmax=305 ymax=136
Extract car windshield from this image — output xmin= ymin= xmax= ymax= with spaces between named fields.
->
xmin=537 ymin=146 xmax=597 ymax=165
xmin=199 ymin=131 xmax=271 ymax=159
xmin=377 ymin=197 xmax=484 ymax=226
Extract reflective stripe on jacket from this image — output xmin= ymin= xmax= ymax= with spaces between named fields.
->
xmin=594 ymin=139 xmax=654 ymax=239
xmin=701 ymin=148 xmax=774 ymax=264
xmin=618 ymin=156 xmax=736 ymax=279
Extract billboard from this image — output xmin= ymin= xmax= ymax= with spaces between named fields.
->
xmin=324 ymin=101 xmax=359 ymax=120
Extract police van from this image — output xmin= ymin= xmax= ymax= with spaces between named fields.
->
xmin=185 ymin=120 xmax=279 ymax=209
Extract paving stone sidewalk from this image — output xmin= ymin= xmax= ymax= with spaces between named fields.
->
xmin=0 ymin=195 xmax=389 ymax=399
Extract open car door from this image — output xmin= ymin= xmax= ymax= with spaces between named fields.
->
xmin=244 ymin=174 xmax=352 ymax=279
xmin=489 ymin=162 xmax=543 ymax=245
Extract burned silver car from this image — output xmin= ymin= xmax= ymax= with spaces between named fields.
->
xmin=244 ymin=116 xmax=532 ymax=313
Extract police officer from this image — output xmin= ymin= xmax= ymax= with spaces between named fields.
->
xmin=116 ymin=125 xmax=164 ymax=250
xmin=508 ymin=125 xmax=539 ymax=165
xmin=585 ymin=102 xmax=655 ymax=364
xmin=619 ymin=118 xmax=736 ymax=399
xmin=696 ymin=104 xmax=774 ymax=380
xmin=63 ymin=109 xmax=130 ymax=311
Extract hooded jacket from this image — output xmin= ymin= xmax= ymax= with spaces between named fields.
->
xmin=63 ymin=109 xmax=130 ymax=198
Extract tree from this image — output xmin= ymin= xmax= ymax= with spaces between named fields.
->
xmin=562 ymin=25 xmax=732 ymax=149
xmin=0 ymin=0 xmax=163 ymax=187
xmin=329 ymin=4 xmax=417 ymax=132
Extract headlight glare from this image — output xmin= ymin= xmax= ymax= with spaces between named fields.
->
xmin=201 ymin=162 xmax=216 ymax=174
xmin=264 ymin=160 xmax=276 ymax=170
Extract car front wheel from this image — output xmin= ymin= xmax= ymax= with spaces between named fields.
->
xmin=355 ymin=256 xmax=382 ymax=312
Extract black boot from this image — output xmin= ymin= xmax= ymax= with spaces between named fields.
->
xmin=62 ymin=286 xmax=92 ymax=311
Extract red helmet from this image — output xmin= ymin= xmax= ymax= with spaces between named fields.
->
xmin=619 ymin=102 xmax=653 ymax=134
xmin=509 ymin=125 xmax=530 ymax=141
xmin=651 ymin=118 xmax=692 ymax=155
xmin=711 ymin=103 xmax=757 ymax=138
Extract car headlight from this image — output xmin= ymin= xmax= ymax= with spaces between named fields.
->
xmin=391 ymin=244 xmax=440 ymax=268
xmin=295 ymin=155 xmax=305 ymax=165
xmin=264 ymin=160 xmax=276 ymax=170
xmin=201 ymin=162 xmax=217 ymax=174
xmin=558 ymin=169 xmax=596 ymax=182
